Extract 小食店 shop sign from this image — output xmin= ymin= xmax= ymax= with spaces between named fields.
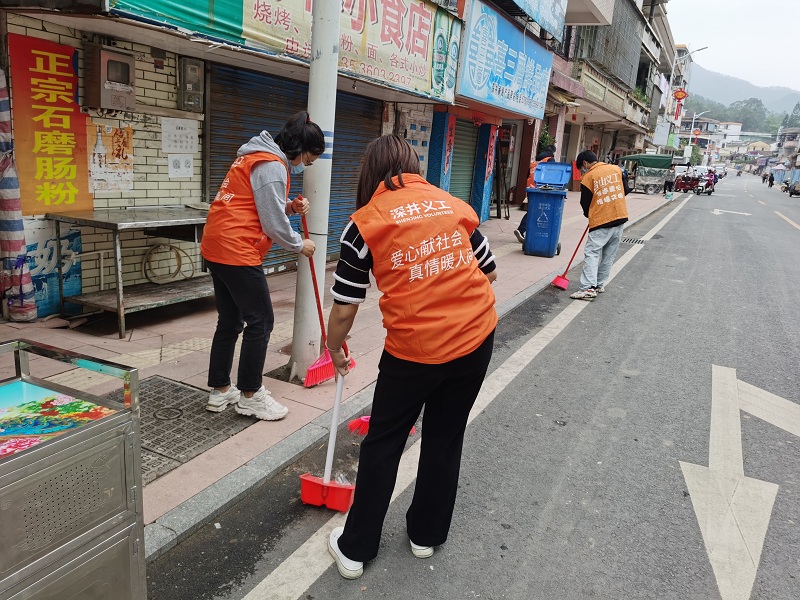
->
xmin=456 ymin=0 xmax=554 ymax=120
xmin=110 ymin=0 xmax=460 ymax=102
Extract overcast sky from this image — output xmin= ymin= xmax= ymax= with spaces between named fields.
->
xmin=665 ymin=0 xmax=797 ymax=90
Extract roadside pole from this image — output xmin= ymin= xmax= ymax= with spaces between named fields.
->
xmin=288 ymin=0 xmax=341 ymax=382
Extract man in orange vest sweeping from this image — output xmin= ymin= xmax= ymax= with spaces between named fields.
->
xmin=513 ymin=144 xmax=556 ymax=243
xmin=569 ymin=149 xmax=629 ymax=300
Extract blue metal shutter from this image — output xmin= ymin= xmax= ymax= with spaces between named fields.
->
xmin=209 ymin=64 xmax=382 ymax=270
xmin=449 ymin=119 xmax=478 ymax=203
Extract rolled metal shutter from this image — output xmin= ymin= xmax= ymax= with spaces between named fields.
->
xmin=209 ymin=64 xmax=381 ymax=269
xmin=327 ymin=93 xmax=382 ymax=259
xmin=449 ymin=119 xmax=479 ymax=203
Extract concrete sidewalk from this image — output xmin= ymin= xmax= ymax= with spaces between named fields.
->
xmin=0 ymin=189 xmax=671 ymax=561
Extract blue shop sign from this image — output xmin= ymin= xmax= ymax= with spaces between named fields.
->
xmin=457 ymin=0 xmax=553 ymax=120
xmin=513 ymin=0 xmax=567 ymax=42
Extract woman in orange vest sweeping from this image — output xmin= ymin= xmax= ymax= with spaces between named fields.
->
xmin=323 ymin=135 xmax=498 ymax=579
xmin=200 ymin=111 xmax=324 ymax=420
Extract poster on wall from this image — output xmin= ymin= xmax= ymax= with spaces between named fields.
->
xmin=111 ymin=0 xmax=460 ymax=102
xmin=25 ymin=227 xmax=82 ymax=317
xmin=456 ymin=0 xmax=553 ymax=120
xmin=88 ymin=123 xmax=134 ymax=193
xmin=7 ymin=33 xmax=92 ymax=215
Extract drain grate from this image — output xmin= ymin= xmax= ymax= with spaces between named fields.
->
xmin=106 ymin=376 xmax=256 ymax=484
xmin=621 ymin=237 xmax=645 ymax=245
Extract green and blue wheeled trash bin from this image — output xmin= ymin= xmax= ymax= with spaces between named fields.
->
xmin=523 ymin=161 xmax=573 ymax=257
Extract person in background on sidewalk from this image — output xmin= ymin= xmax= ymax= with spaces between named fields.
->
xmin=663 ymin=165 xmax=676 ymax=196
xmin=324 ymin=134 xmax=498 ymax=579
xmin=570 ymin=150 xmax=629 ymax=301
xmin=513 ymin=144 xmax=556 ymax=243
xmin=200 ymin=111 xmax=324 ymax=420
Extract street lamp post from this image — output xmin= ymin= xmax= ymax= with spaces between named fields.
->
xmin=687 ymin=111 xmax=710 ymax=164
xmin=669 ymin=46 xmax=708 ymax=94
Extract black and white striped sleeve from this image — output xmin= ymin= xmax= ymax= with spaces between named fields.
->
xmin=331 ymin=221 xmax=373 ymax=305
xmin=471 ymin=228 xmax=496 ymax=274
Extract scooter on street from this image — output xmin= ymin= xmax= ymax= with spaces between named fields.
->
xmin=780 ymin=180 xmax=791 ymax=193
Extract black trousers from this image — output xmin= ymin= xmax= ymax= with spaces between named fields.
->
xmin=663 ymin=181 xmax=674 ymax=193
xmin=205 ymin=260 xmax=274 ymax=393
xmin=338 ymin=331 xmax=495 ymax=562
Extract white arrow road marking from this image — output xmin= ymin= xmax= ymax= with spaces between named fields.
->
xmin=681 ymin=365 xmax=800 ymax=600
xmin=712 ymin=209 xmax=751 ymax=216
xmin=774 ymin=211 xmax=800 ymax=231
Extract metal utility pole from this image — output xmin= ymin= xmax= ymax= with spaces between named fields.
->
xmin=288 ymin=0 xmax=340 ymax=382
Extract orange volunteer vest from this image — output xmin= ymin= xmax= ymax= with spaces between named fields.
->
xmin=351 ymin=174 xmax=497 ymax=364
xmin=200 ymin=152 xmax=290 ymax=266
xmin=526 ymin=155 xmax=553 ymax=188
xmin=580 ymin=162 xmax=629 ymax=230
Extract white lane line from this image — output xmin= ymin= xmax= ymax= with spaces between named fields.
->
xmin=243 ymin=195 xmax=689 ymax=600
xmin=758 ymin=201 xmax=766 ymax=205
xmin=775 ymin=211 xmax=800 ymax=231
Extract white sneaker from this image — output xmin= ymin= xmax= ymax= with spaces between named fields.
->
xmin=206 ymin=384 xmax=240 ymax=412
xmin=328 ymin=527 xmax=363 ymax=579
xmin=235 ymin=386 xmax=288 ymax=421
xmin=410 ymin=539 xmax=434 ymax=559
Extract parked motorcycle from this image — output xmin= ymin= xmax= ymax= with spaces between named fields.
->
xmin=788 ymin=182 xmax=800 ymax=198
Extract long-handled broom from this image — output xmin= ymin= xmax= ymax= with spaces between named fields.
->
xmin=551 ymin=225 xmax=589 ymax=290
xmin=302 ymin=213 xmax=355 ymax=387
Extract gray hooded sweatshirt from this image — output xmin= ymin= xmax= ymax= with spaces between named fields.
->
xmin=238 ymin=131 xmax=303 ymax=253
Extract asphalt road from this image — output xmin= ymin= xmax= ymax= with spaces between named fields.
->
xmin=146 ymin=172 xmax=800 ymax=600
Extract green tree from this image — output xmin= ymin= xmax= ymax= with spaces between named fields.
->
xmin=690 ymin=145 xmax=702 ymax=166
xmin=765 ymin=112 xmax=787 ymax=134
xmin=726 ymin=98 xmax=767 ymax=131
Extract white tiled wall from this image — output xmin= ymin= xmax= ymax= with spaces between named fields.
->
xmin=8 ymin=14 xmax=203 ymax=295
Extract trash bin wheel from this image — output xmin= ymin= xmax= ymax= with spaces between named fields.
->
xmin=556 ymin=242 xmax=561 ymax=255
xmin=645 ymin=184 xmax=660 ymax=195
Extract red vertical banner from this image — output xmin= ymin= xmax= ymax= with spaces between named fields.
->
xmin=7 ymin=33 xmax=92 ymax=215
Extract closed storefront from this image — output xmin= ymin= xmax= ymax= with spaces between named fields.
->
xmin=209 ymin=64 xmax=382 ymax=270
xmin=448 ymin=119 xmax=479 ymax=203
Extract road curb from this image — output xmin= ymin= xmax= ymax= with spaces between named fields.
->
xmin=143 ymin=194 xmax=674 ymax=562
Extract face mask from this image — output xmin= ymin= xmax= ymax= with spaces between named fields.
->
xmin=290 ymin=162 xmax=305 ymax=175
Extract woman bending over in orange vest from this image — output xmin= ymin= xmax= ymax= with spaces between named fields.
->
xmin=324 ymin=134 xmax=498 ymax=579
xmin=200 ymin=111 xmax=324 ymax=421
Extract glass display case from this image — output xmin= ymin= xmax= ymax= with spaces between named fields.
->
xmin=0 ymin=340 xmax=145 ymax=600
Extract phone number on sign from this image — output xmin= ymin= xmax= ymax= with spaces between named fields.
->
xmin=340 ymin=58 xmax=414 ymax=87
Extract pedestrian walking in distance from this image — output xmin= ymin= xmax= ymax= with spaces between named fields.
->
xmin=570 ymin=150 xmax=629 ymax=301
xmin=768 ymin=172 xmax=775 ymax=188
xmin=200 ymin=111 xmax=324 ymax=420
xmin=663 ymin=165 xmax=676 ymax=195
xmin=324 ymin=134 xmax=498 ymax=579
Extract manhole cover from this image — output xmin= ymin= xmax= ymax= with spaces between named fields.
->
xmin=106 ymin=376 xmax=257 ymax=484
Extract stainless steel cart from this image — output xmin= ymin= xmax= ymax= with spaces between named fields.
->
xmin=0 ymin=340 xmax=145 ymax=600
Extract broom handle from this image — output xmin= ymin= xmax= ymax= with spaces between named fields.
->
xmin=562 ymin=225 xmax=589 ymax=275
xmin=323 ymin=375 xmax=345 ymax=484
xmin=301 ymin=212 xmax=350 ymax=355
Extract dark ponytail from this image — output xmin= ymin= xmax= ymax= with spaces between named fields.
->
xmin=275 ymin=111 xmax=325 ymax=160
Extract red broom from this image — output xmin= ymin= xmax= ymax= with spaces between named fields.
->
xmin=348 ymin=415 xmax=416 ymax=437
xmin=302 ymin=212 xmax=355 ymax=387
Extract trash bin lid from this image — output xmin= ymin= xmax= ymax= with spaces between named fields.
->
xmin=533 ymin=161 xmax=573 ymax=189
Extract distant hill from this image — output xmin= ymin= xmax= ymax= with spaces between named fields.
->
xmin=689 ymin=64 xmax=800 ymax=114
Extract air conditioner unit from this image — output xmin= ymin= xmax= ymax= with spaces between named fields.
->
xmin=83 ymin=43 xmax=136 ymax=111
xmin=178 ymin=57 xmax=205 ymax=113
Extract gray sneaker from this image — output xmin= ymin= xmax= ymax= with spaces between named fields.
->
xmin=235 ymin=386 xmax=288 ymax=421
xmin=206 ymin=384 xmax=240 ymax=412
